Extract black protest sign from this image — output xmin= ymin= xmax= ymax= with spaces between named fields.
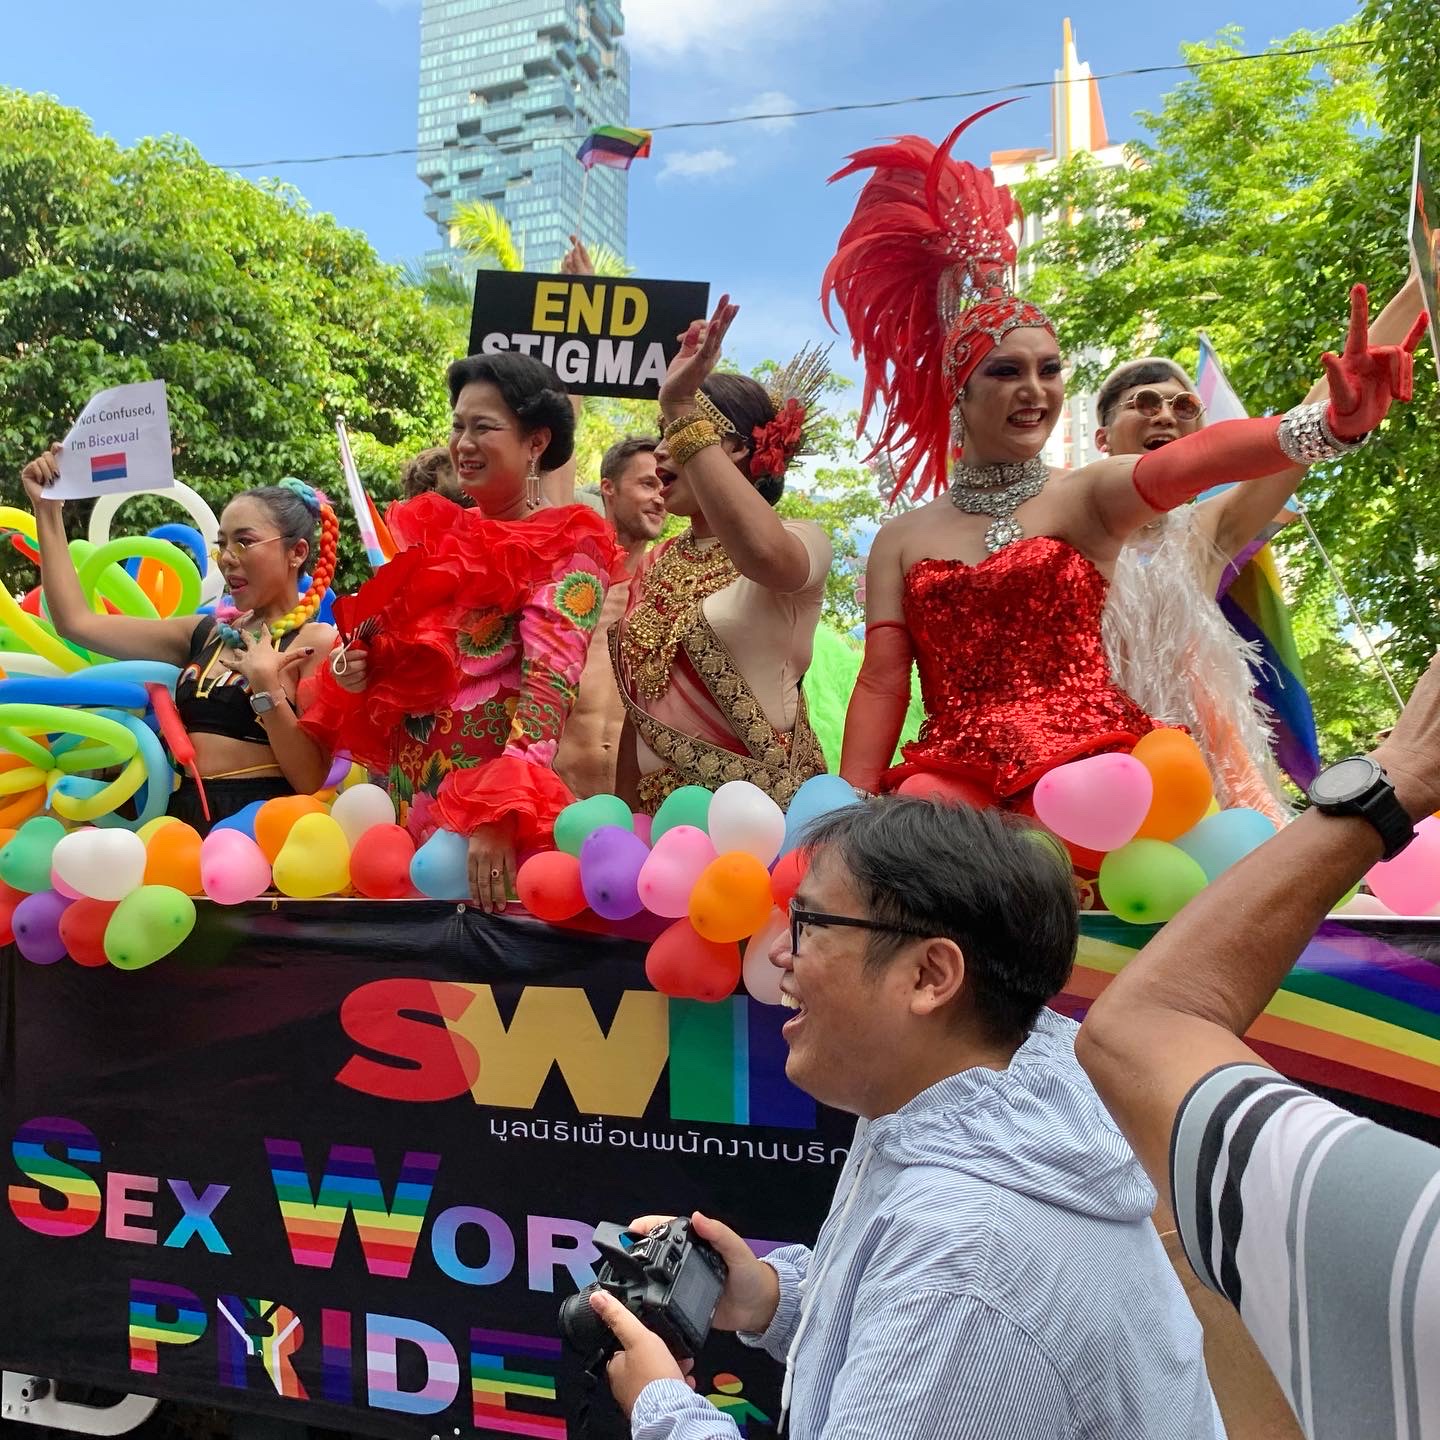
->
xmin=468 ymin=272 xmax=711 ymax=399
xmin=0 ymin=902 xmax=849 ymax=1439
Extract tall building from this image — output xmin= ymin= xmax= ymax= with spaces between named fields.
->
xmin=418 ymin=0 xmax=631 ymax=276
xmin=990 ymin=19 xmax=1129 ymax=470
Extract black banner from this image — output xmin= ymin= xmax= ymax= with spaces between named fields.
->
xmin=0 ymin=903 xmax=850 ymax=1438
xmin=467 ymin=272 xmax=711 ymax=399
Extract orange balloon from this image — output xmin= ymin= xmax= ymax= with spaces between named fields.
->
xmin=1131 ymin=729 xmax=1214 ymax=841
xmin=254 ymin=794 xmax=326 ymax=864
xmin=689 ymin=852 xmax=775 ymax=944
xmin=0 ymin=791 xmax=45 ymax=829
xmin=144 ymin=821 xmax=203 ymax=894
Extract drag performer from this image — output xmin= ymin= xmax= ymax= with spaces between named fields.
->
xmin=301 ymin=352 xmax=620 ymax=910
xmin=829 ymin=106 xmax=1425 ymax=806
xmin=611 ymin=300 xmax=832 ymax=813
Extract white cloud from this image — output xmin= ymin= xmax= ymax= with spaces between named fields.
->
xmin=625 ymin=0 xmax=824 ymax=59
xmin=658 ymin=148 xmax=738 ymax=182
xmin=736 ymin=91 xmax=798 ymax=134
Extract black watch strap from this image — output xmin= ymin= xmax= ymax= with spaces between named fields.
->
xmin=1308 ymin=757 xmax=1415 ymax=861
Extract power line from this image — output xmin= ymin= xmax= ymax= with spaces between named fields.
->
xmin=218 ymin=38 xmax=1375 ymax=171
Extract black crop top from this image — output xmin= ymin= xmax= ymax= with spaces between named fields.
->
xmin=174 ymin=616 xmax=302 ymax=746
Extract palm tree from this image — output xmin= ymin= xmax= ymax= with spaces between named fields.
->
xmin=448 ymin=199 xmax=633 ymax=277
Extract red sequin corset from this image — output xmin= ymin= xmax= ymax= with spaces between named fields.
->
xmin=891 ymin=536 xmax=1159 ymax=798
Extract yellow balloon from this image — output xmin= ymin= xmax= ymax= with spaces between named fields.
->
xmin=138 ymin=815 xmax=182 ymax=842
xmin=272 ymin=812 xmax=351 ymax=899
xmin=0 ymin=585 xmax=85 ymax=672
xmin=1204 ymin=797 xmax=1221 ymax=817
xmin=49 ymin=753 xmax=147 ymax=821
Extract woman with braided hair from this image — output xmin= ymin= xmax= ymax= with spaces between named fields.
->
xmin=20 ymin=449 xmax=338 ymax=830
xmin=611 ymin=304 xmax=833 ymax=814
xmin=828 ymin=104 xmax=1425 ymax=808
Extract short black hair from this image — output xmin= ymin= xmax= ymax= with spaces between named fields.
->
xmin=801 ymin=796 xmax=1077 ymax=1045
xmin=401 ymin=446 xmax=457 ymax=499
xmin=702 ymin=373 xmax=784 ymax=505
xmin=446 ymin=352 xmax=575 ymax=470
xmin=1096 ymin=357 xmax=1194 ymax=427
xmin=601 ymin=435 xmax=657 ymax=484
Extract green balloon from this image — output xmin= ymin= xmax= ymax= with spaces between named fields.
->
xmin=1098 ymin=839 xmax=1208 ymax=925
xmin=105 ymin=884 xmax=197 ymax=970
xmin=553 ymin=793 xmax=633 ymax=858
xmin=651 ymin=785 xmax=714 ymax=842
xmin=0 ymin=815 xmax=67 ymax=895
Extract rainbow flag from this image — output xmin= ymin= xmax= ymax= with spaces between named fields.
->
xmin=577 ymin=125 xmax=652 ymax=171
xmin=1064 ymin=914 xmax=1440 ymax=1136
xmin=1195 ymin=335 xmax=1321 ymax=788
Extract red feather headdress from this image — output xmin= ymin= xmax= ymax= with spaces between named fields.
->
xmin=821 ymin=101 xmax=1055 ymax=502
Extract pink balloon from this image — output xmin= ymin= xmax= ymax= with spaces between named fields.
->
xmin=742 ymin=910 xmax=788 ymax=1005
xmin=1032 ymin=753 xmax=1153 ymax=853
xmin=1367 ymin=815 xmax=1440 ymax=915
xmin=200 ymin=829 xmax=272 ymax=906
xmin=632 ymin=813 xmax=653 ymax=846
xmin=637 ymin=825 xmax=718 ymax=918
xmin=50 ymin=865 xmax=84 ymax=901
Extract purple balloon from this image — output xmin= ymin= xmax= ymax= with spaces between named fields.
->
xmin=14 ymin=889 xmax=74 ymax=966
xmin=579 ymin=825 xmax=650 ymax=921
xmin=323 ymin=753 xmax=352 ymax=790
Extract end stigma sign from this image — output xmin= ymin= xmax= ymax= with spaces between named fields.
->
xmin=468 ymin=272 xmax=710 ymax=399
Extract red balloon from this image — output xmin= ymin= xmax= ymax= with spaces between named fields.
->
xmin=645 ymin=918 xmax=741 ymax=1002
xmin=769 ymin=849 xmax=808 ymax=910
xmin=60 ymin=898 xmax=119 ymax=968
xmin=350 ymin=824 xmax=416 ymax=900
xmin=517 ymin=851 xmax=587 ymax=922
xmin=19 ymin=587 xmax=41 ymax=617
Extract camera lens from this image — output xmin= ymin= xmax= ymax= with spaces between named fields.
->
xmin=558 ymin=1284 xmax=614 ymax=1356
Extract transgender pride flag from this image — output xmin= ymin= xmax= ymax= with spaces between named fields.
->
xmin=1196 ymin=334 xmax=1321 ymax=788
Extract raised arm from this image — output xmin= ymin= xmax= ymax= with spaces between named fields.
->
xmin=20 ymin=445 xmax=196 ymax=665
xmin=658 ymin=298 xmax=813 ymax=593
xmin=840 ymin=523 xmax=912 ymax=794
xmin=1206 ymin=272 xmax=1427 ymax=561
xmin=1077 ymin=286 xmax=1425 ymax=548
xmin=1075 ymin=647 xmax=1440 ymax=1192
xmin=538 ymin=236 xmax=592 ymax=508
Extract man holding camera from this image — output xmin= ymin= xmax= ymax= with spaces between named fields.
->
xmin=589 ymin=799 xmax=1223 ymax=1438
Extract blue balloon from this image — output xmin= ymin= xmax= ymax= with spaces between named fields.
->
xmin=148 ymin=523 xmax=208 ymax=575
xmin=87 ymin=660 xmax=183 ymax=691
xmin=411 ymin=828 xmax=470 ymax=901
xmin=1173 ymin=807 xmax=1277 ymax=882
xmin=211 ymin=799 xmax=265 ymax=841
xmin=779 ymin=774 xmax=862 ymax=857
xmin=297 ymin=575 xmax=335 ymax=626
xmin=0 ymin=676 xmax=150 ymax=709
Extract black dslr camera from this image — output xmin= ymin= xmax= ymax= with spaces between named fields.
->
xmin=558 ymin=1218 xmax=728 ymax=1361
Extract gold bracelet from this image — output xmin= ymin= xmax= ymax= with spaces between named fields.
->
xmin=668 ymin=419 xmax=721 ymax=468
xmin=694 ymin=390 xmax=737 ymax=437
xmin=662 ymin=410 xmax=703 ymax=442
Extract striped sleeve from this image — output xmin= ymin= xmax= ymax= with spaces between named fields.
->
xmin=1171 ymin=1063 xmax=1440 ymax=1440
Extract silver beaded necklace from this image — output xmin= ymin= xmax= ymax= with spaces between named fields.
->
xmin=947 ymin=456 xmax=1050 ymax=553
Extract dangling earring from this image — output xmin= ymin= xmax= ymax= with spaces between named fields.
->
xmin=525 ymin=457 xmax=542 ymax=510
xmin=951 ymin=391 xmax=967 ymax=451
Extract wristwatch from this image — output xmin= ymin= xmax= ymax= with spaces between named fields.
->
xmin=1306 ymin=755 xmax=1415 ymax=861
xmin=249 ymin=690 xmax=283 ymax=718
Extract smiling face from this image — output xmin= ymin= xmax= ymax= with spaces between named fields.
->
xmin=1096 ymin=378 xmax=1205 ymax=456
xmin=603 ymin=449 xmax=666 ymax=546
xmin=448 ymin=380 xmax=548 ymax=509
xmin=214 ymin=496 xmax=305 ymax=610
xmin=955 ymin=328 xmax=1065 ymax=464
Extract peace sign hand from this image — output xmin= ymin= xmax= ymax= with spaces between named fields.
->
xmin=658 ymin=294 xmax=740 ymax=420
xmin=1322 ymin=283 xmax=1429 ymax=440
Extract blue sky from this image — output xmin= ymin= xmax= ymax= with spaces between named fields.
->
xmin=3 ymin=0 xmax=1357 ymax=380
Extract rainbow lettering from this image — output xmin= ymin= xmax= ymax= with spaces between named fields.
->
xmin=8 ymin=1116 xmax=102 ymax=1238
xmin=265 ymin=1139 xmax=438 ymax=1278
xmin=216 ymin=1296 xmax=308 ymax=1399
xmin=366 ymin=1313 xmax=460 ymax=1415
xmin=470 ymin=1328 xmax=565 ymax=1437
xmin=129 ymin=1279 xmax=206 ymax=1374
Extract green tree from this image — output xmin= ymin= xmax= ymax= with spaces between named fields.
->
xmin=0 ymin=88 xmax=456 ymax=597
xmin=1011 ymin=16 xmax=1440 ymax=752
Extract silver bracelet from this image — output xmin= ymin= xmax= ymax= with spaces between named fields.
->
xmin=1276 ymin=401 xmax=1370 ymax=465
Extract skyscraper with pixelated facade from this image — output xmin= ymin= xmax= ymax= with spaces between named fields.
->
xmin=418 ymin=0 xmax=629 ymax=275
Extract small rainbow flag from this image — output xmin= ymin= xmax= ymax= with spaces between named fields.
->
xmin=577 ymin=125 xmax=652 ymax=171
xmin=1195 ymin=335 xmax=1321 ymax=788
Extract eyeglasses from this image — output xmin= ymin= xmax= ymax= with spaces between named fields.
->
xmin=209 ymin=536 xmax=285 ymax=563
xmin=1116 ymin=388 xmax=1204 ymax=422
xmin=788 ymin=903 xmax=932 ymax=959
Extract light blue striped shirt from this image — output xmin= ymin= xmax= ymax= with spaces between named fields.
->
xmin=632 ymin=1009 xmax=1224 ymax=1439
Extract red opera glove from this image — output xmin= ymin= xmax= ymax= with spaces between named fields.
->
xmin=840 ymin=621 xmax=914 ymax=795
xmin=1321 ymin=283 xmax=1427 ymax=439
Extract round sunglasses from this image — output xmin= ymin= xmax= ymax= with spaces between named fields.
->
xmin=1116 ymin=388 xmax=1205 ymax=422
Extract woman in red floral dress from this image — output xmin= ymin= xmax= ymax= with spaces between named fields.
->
xmin=302 ymin=352 xmax=620 ymax=909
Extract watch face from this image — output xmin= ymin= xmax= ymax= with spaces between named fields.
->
xmin=1312 ymin=756 xmax=1378 ymax=805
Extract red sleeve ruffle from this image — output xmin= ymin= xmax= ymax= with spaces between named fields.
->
xmin=431 ymin=754 xmax=576 ymax=848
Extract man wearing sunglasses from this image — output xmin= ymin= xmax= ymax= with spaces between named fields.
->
xmin=589 ymin=797 xmax=1223 ymax=1439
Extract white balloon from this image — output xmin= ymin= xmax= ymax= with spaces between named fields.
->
xmin=708 ymin=780 xmax=786 ymax=866
xmin=88 ymin=480 xmax=224 ymax=603
xmin=1338 ymin=891 xmax=1395 ymax=916
xmin=0 ymin=652 xmax=66 ymax=677
xmin=329 ymin=783 xmax=395 ymax=848
xmin=742 ymin=909 xmax=788 ymax=1005
xmin=52 ymin=827 xmax=147 ymax=901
